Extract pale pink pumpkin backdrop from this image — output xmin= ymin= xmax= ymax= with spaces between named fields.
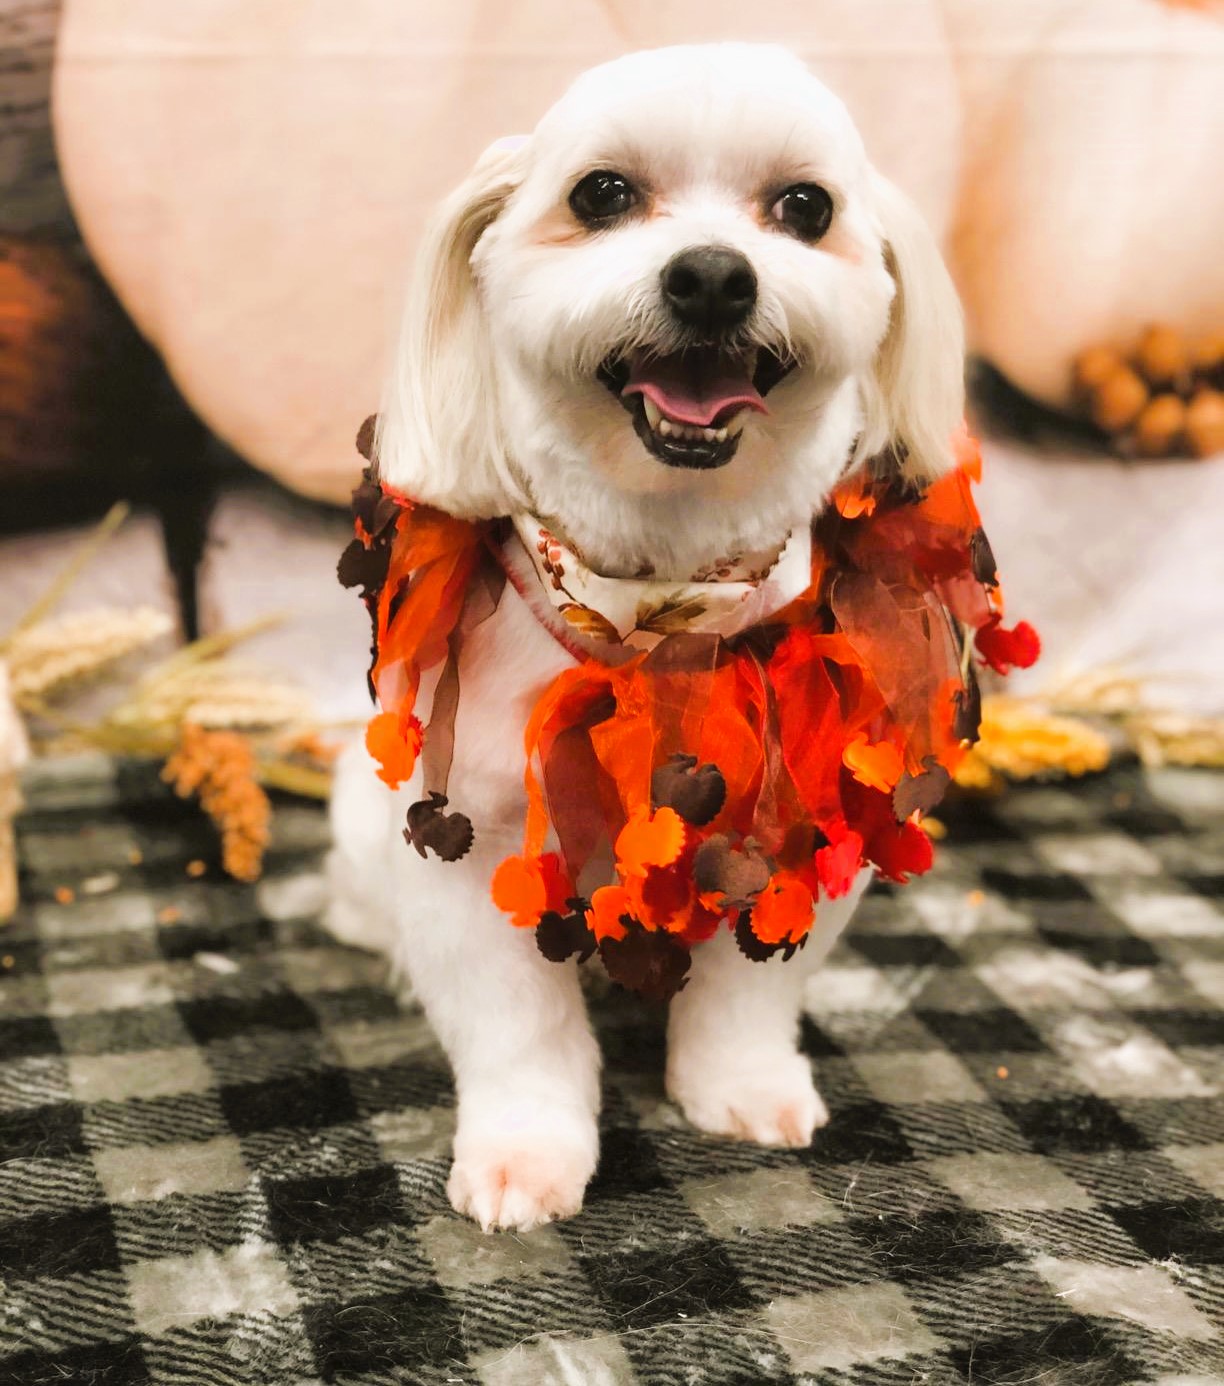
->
xmin=16 ymin=0 xmax=1224 ymax=715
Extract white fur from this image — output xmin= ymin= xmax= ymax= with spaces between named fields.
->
xmin=332 ymin=43 xmax=964 ymax=1230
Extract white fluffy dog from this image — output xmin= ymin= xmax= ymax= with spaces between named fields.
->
xmin=328 ymin=43 xmax=964 ymax=1232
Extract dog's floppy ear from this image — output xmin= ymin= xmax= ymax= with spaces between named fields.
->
xmin=857 ymin=172 xmax=965 ymax=482
xmin=376 ymin=137 xmax=528 ymax=515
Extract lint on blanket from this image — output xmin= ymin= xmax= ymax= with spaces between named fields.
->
xmin=339 ymin=421 xmax=1038 ymax=1001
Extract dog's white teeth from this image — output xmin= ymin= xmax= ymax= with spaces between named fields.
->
xmin=645 ymin=410 xmax=728 ymax=446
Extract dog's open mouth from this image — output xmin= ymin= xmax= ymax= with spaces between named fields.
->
xmin=598 ymin=346 xmax=796 ymax=469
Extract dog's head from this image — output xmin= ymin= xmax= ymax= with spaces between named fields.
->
xmin=377 ymin=44 xmax=963 ymax=574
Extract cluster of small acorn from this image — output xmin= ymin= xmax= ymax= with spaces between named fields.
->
xmin=1073 ymin=325 xmax=1224 ymax=458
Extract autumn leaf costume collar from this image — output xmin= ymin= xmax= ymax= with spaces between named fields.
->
xmin=339 ymin=424 xmax=1039 ymax=1001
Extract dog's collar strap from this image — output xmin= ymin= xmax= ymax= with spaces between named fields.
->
xmin=339 ymin=426 xmax=1039 ymax=1001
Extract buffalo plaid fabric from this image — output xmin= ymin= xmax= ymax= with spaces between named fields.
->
xmin=2 ymin=755 xmax=1223 ymax=1386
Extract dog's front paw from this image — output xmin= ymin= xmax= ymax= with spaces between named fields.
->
xmin=667 ymin=1051 xmax=828 ymax=1148
xmin=448 ymin=1101 xmax=598 ymax=1232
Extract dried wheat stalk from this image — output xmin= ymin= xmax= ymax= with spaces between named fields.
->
xmin=7 ymin=606 xmax=174 ymax=702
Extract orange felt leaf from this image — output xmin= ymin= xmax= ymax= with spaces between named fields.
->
xmin=833 ymin=479 xmax=877 ymax=519
xmin=615 ymin=805 xmax=687 ymax=878
xmin=587 ymin=885 xmax=632 ymax=942
xmin=491 ymin=852 xmax=572 ymax=928
xmin=365 ymin=711 xmax=423 ymax=789
xmin=751 ymin=873 xmax=815 ymax=946
xmin=842 ymin=735 xmax=904 ymax=793
xmin=491 ymin=855 xmax=546 ymax=928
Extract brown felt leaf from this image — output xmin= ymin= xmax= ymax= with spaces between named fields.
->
xmin=651 ymin=754 xmax=727 ymax=827
xmin=371 ymin=494 xmax=400 ymax=538
xmin=953 ymin=678 xmax=983 ymax=743
xmin=403 ymin=793 xmax=474 ymax=862
xmin=970 ymin=528 xmax=998 ymax=587
xmin=356 ymin=414 xmax=380 ymax=463
xmin=351 ymin=471 xmax=383 ymax=530
xmin=337 ymin=538 xmax=391 ymax=594
xmin=536 ymin=908 xmax=596 ymax=964
xmin=599 ymin=928 xmax=691 ymax=1002
xmin=692 ymin=834 xmax=771 ymax=907
xmin=892 ymin=759 xmax=952 ymax=820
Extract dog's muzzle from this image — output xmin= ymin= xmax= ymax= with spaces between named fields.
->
xmin=598 ymin=342 xmax=795 ymax=470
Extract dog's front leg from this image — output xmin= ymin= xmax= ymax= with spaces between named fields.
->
xmin=390 ymin=833 xmax=601 ymax=1231
xmin=665 ymin=871 xmax=872 ymax=1146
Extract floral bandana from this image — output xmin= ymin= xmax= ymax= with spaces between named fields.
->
xmin=508 ymin=514 xmax=813 ymax=656
xmin=339 ymin=423 xmax=1039 ymax=1001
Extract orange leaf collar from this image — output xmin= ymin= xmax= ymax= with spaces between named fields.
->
xmin=343 ymin=431 xmax=1036 ymax=1002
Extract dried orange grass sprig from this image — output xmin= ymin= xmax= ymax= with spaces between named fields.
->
xmin=162 ymin=723 xmax=271 ymax=882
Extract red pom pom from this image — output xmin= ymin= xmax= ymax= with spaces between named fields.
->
xmin=871 ymin=819 xmax=934 ymax=884
xmin=975 ymin=616 xmax=1041 ymax=674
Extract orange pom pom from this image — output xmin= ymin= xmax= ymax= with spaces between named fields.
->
xmin=842 ymin=736 xmax=904 ymax=793
xmin=615 ymin=805 xmax=686 ymax=878
xmin=365 ymin=711 xmax=423 ymax=789
xmin=751 ymin=873 xmax=815 ymax=946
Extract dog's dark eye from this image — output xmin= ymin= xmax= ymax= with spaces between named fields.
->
xmin=569 ymin=170 xmax=637 ymax=225
xmin=770 ymin=184 xmax=834 ymax=242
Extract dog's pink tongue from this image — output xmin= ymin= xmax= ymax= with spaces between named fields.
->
xmin=623 ymin=350 xmax=766 ymax=427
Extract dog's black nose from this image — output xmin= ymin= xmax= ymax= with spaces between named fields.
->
xmin=661 ymin=246 xmax=757 ymax=333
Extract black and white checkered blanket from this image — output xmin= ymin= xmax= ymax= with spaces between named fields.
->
xmin=2 ymin=756 xmax=1223 ymax=1385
